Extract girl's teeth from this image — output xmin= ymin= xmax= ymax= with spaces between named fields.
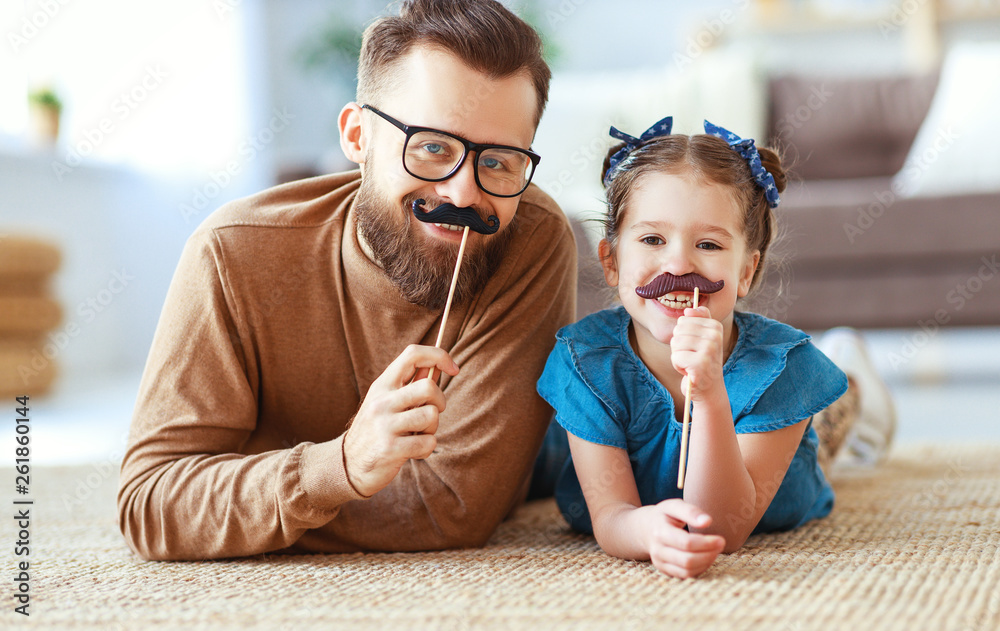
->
xmin=656 ymin=292 xmax=694 ymax=309
xmin=434 ymin=223 xmax=464 ymax=232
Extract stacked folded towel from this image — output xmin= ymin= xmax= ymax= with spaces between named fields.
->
xmin=0 ymin=234 xmax=63 ymax=397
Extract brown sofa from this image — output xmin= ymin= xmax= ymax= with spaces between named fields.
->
xmin=743 ymin=72 xmax=1000 ymax=330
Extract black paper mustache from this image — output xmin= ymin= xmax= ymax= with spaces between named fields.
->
xmin=411 ymin=199 xmax=500 ymax=235
xmin=635 ymin=273 xmax=725 ymax=299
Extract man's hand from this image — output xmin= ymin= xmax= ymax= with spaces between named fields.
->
xmin=343 ymin=344 xmax=460 ymax=497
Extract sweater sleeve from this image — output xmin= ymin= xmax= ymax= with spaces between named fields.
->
xmin=305 ymin=209 xmax=579 ymax=552
xmin=117 ymin=228 xmax=366 ymax=561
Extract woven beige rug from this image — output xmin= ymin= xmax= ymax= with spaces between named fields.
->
xmin=4 ymin=444 xmax=999 ymax=631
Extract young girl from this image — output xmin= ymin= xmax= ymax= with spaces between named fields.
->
xmin=536 ymin=117 xmax=862 ymax=579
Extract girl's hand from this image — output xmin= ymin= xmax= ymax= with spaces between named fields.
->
xmin=670 ymin=305 xmax=725 ymax=400
xmin=637 ymin=499 xmax=726 ymax=578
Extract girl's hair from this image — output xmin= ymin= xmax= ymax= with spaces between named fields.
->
xmin=357 ymin=0 xmax=551 ymax=127
xmin=600 ymin=134 xmax=787 ymax=294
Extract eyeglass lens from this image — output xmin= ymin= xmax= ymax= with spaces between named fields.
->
xmin=404 ymin=131 xmax=533 ymax=197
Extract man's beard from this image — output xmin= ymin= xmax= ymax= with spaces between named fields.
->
xmin=354 ymin=177 xmax=515 ymax=310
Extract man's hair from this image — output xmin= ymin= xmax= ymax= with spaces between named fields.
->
xmin=357 ymin=0 xmax=551 ymax=127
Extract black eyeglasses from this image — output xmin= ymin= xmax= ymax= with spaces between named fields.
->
xmin=362 ymin=104 xmax=540 ymax=198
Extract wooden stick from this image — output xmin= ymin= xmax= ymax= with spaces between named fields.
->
xmin=427 ymin=226 xmax=470 ymax=383
xmin=677 ymin=287 xmax=699 ymax=490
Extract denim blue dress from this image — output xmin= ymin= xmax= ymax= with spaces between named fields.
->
xmin=536 ymin=306 xmax=848 ymax=535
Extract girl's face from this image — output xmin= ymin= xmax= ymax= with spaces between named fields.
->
xmin=599 ymin=170 xmax=759 ymax=353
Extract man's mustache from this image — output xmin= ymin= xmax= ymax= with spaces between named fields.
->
xmin=411 ymin=199 xmax=500 ymax=235
xmin=635 ymin=273 xmax=725 ymax=299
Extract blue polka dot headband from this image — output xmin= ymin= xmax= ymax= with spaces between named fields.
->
xmin=603 ymin=116 xmax=674 ymax=187
xmin=602 ymin=117 xmax=781 ymax=209
xmin=703 ymin=120 xmax=781 ymax=208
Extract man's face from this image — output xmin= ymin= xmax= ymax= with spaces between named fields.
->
xmin=353 ymin=46 xmax=538 ymax=309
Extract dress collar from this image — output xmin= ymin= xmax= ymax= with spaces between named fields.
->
xmin=605 ymin=307 xmax=809 ymax=419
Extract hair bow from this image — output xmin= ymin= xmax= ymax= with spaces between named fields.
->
xmin=602 ymin=116 xmax=673 ymax=186
xmin=703 ymin=120 xmax=780 ymax=208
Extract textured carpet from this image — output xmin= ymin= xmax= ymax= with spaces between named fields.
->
xmin=4 ymin=444 xmax=999 ymax=630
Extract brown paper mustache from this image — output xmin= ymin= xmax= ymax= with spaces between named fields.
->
xmin=634 ymin=272 xmax=725 ymax=299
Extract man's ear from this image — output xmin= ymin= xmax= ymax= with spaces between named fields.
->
xmin=738 ymin=249 xmax=761 ymax=297
xmin=339 ymin=103 xmax=367 ymax=166
xmin=598 ymin=239 xmax=619 ymax=287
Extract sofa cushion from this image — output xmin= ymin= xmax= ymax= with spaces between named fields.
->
xmin=0 ymin=235 xmax=61 ymax=278
xmin=767 ymin=72 xmax=938 ymax=181
xmin=893 ymin=41 xmax=1000 ymax=197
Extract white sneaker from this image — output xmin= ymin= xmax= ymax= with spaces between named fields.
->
xmin=816 ymin=327 xmax=897 ymax=465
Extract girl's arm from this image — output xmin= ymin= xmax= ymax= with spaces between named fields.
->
xmin=684 ymin=408 xmax=808 ymax=552
xmin=672 ymin=306 xmax=809 ymax=552
xmin=567 ymin=433 xmax=726 ymax=578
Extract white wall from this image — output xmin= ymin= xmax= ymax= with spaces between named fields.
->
xmin=1 ymin=0 xmax=282 ymax=382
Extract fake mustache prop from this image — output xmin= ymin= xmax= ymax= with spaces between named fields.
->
xmin=411 ymin=199 xmax=500 ymax=235
xmin=634 ymin=274 xmax=724 ymax=490
xmin=634 ymin=272 xmax=725 ymax=299
xmin=408 ymin=199 xmax=499 ymax=383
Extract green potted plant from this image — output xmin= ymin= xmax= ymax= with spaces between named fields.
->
xmin=28 ymin=87 xmax=63 ymax=145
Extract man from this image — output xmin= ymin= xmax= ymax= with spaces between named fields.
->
xmin=117 ymin=0 xmax=576 ymax=561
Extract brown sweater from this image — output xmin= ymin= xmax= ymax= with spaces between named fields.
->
xmin=117 ymin=171 xmax=577 ymax=560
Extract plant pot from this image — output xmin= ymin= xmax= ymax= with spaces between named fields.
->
xmin=29 ymin=104 xmax=61 ymax=146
